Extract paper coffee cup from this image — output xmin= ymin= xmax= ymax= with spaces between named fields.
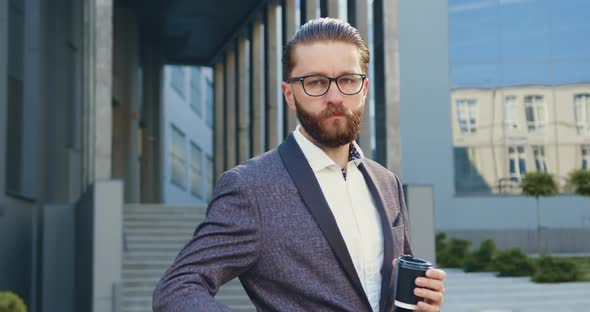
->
xmin=394 ymin=255 xmax=434 ymax=311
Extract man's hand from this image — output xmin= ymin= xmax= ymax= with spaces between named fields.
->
xmin=393 ymin=259 xmax=446 ymax=312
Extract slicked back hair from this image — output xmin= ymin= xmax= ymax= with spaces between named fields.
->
xmin=282 ymin=17 xmax=370 ymax=80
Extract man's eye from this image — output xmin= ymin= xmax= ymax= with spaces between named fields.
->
xmin=308 ymin=79 xmax=326 ymax=86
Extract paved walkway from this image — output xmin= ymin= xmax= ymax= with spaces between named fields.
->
xmin=443 ymin=269 xmax=590 ymax=312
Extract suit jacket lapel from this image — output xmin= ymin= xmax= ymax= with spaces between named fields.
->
xmin=358 ymin=163 xmax=395 ymax=312
xmin=278 ymin=134 xmax=372 ymax=309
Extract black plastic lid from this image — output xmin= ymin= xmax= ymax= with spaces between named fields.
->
xmin=397 ymin=255 xmax=434 ymax=271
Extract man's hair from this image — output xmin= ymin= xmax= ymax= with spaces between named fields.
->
xmin=282 ymin=17 xmax=370 ymax=80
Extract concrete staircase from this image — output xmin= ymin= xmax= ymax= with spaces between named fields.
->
xmin=122 ymin=204 xmax=257 ymax=312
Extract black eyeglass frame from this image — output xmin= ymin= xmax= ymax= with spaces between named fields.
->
xmin=285 ymin=73 xmax=367 ymax=97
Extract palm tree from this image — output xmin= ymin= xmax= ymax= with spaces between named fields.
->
xmin=521 ymin=172 xmax=558 ymax=254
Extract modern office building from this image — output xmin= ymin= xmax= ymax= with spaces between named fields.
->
xmin=1 ymin=0 xmax=589 ymax=311
xmin=161 ymin=65 xmax=215 ymax=204
xmin=0 ymin=0 xmax=410 ymax=311
xmin=405 ymin=0 xmax=590 ymax=253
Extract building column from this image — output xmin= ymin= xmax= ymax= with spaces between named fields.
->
xmin=266 ymin=3 xmax=281 ymax=149
xmin=305 ymin=0 xmax=320 ymax=21
xmin=373 ymin=0 xmax=401 ymax=174
xmin=237 ymin=37 xmax=251 ymax=163
xmin=214 ymin=62 xmax=225 ymax=178
xmin=225 ymin=50 xmax=237 ymax=168
xmin=85 ymin=0 xmax=113 ymax=181
xmin=78 ymin=2 xmax=122 ymax=312
xmin=140 ymin=42 xmax=163 ymax=203
xmin=350 ymin=0 xmax=372 ymax=155
xmin=282 ymin=0 xmax=298 ymax=138
xmin=250 ymin=19 xmax=265 ymax=156
xmin=112 ymin=7 xmax=140 ymax=203
xmin=0 ymin=0 xmax=8 ymax=195
xmin=327 ymin=0 xmax=343 ymax=19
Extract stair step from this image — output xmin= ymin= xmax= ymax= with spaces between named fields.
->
xmin=124 ymin=219 xmax=203 ymax=227
xmin=124 ymin=245 xmax=188 ymax=253
xmin=124 ymin=212 xmax=206 ymax=221
xmin=123 ymin=269 xmax=167 ymax=280
xmin=124 ymin=225 xmax=198 ymax=233
xmin=125 ymin=233 xmax=192 ymax=240
xmin=124 ymin=249 xmax=180 ymax=256
xmin=121 ymin=205 xmax=255 ymax=312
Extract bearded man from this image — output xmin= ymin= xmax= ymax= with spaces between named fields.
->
xmin=153 ymin=17 xmax=446 ymax=312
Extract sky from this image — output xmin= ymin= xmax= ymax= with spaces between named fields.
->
xmin=449 ymin=0 xmax=590 ymax=88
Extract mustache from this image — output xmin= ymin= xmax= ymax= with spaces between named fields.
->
xmin=320 ymin=105 xmax=352 ymax=119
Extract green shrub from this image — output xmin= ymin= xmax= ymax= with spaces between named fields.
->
xmin=521 ymin=172 xmax=559 ymax=197
xmin=463 ymin=239 xmax=496 ymax=272
xmin=567 ymin=169 xmax=590 ymax=196
xmin=532 ymin=256 xmax=581 ymax=283
xmin=492 ymin=248 xmax=535 ymax=277
xmin=0 ymin=291 xmax=27 ymax=312
xmin=435 ymin=232 xmax=447 ymax=264
xmin=437 ymin=237 xmax=471 ymax=268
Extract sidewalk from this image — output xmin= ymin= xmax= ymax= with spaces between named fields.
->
xmin=442 ymin=269 xmax=590 ymax=312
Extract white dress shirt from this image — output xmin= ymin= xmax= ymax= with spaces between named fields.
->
xmin=293 ymin=126 xmax=384 ymax=312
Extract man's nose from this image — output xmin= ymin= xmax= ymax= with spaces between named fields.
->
xmin=324 ymin=81 xmax=344 ymax=104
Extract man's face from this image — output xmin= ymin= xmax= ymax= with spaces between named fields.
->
xmin=281 ymin=41 xmax=369 ymax=148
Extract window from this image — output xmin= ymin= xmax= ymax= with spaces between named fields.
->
xmin=524 ymin=95 xmax=545 ymax=132
xmin=574 ymin=94 xmax=590 ymax=135
xmin=190 ymin=68 xmax=202 ymax=116
xmin=171 ymin=66 xmax=185 ymax=97
xmin=190 ymin=143 xmax=202 ymax=198
xmin=583 ymin=145 xmax=590 ymax=170
xmin=456 ymin=99 xmax=477 ymax=134
xmin=206 ymin=79 xmax=214 ymax=128
xmin=508 ymin=146 xmax=527 ymax=181
xmin=170 ymin=126 xmax=186 ymax=188
xmin=504 ymin=95 xmax=520 ymax=130
xmin=532 ymin=146 xmax=547 ymax=172
xmin=207 ymin=156 xmax=215 ymax=201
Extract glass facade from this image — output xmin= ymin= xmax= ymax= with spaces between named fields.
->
xmin=449 ymin=0 xmax=590 ymax=195
xmin=190 ymin=142 xmax=202 ymax=198
xmin=170 ymin=125 xmax=186 ymax=189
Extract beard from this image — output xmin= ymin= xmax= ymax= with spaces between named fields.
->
xmin=294 ymin=96 xmax=364 ymax=148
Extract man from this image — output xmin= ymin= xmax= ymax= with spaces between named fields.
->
xmin=153 ymin=18 xmax=445 ymax=312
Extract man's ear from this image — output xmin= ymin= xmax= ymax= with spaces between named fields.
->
xmin=281 ymin=81 xmax=297 ymax=112
xmin=362 ymin=77 xmax=370 ymax=97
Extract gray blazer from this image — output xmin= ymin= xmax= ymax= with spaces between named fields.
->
xmin=153 ymin=134 xmax=412 ymax=312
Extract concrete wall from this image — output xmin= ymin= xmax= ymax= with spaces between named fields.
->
xmin=42 ymin=205 xmax=75 ymax=312
xmin=0 ymin=201 xmax=34 ymax=304
xmin=75 ymin=184 xmax=94 ymax=312
xmin=397 ymin=0 xmax=454 ymax=228
xmin=445 ymin=228 xmax=590 ymax=254
xmin=75 ymin=180 xmax=123 ymax=312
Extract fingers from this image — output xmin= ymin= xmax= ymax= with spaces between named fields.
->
xmin=415 ymin=276 xmax=445 ymax=293
xmin=414 ymin=287 xmax=443 ymax=303
xmin=416 ymin=300 xmax=441 ymax=312
xmin=414 ymin=268 xmax=446 ymax=312
xmin=426 ymin=268 xmax=447 ymax=281
xmin=392 ymin=258 xmax=398 ymax=269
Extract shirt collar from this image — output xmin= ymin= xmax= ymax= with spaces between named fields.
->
xmin=293 ymin=125 xmax=365 ymax=173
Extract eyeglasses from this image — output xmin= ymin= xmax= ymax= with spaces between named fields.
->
xmin=285 ymin=73 xmax=367 ymax=97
